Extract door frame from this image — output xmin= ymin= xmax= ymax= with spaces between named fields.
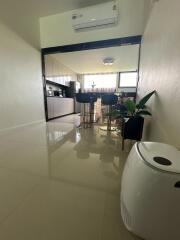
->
xmin=41 ymin=35 xmax=142 ymax=121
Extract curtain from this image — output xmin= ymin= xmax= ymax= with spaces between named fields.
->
xmin=83 ymin=73 xmax=117 ymax=93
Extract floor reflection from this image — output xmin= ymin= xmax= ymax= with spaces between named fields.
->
xmin=0 ymin=115 xmax=129 ymax=195
xmin=46 ymin=118 xmax=129 ymax=194
xmin=0 ymin=115 xmax=139 ymax=240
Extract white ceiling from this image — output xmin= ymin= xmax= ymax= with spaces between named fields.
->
xmin=0 ymin=0 xmax=111 ymax=48
xmin=0 ymin=0 xmax=150 ymax=48
xmin=0 ymin=0 xmax=111 ymax=18
xmin=52 ymin=45 xmax=139 ymax=74
xmin=0 ymin=0 xmax=151 ymax=18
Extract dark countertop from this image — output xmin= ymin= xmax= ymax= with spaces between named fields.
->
xmin=47 ymin=96 xmax=73 ymax=99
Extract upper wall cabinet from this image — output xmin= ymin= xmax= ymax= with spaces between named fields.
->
xmin=45 ymin=55 xmax=77 ymax=87
xmin=46 ymin=76 xmax=71 ymax=87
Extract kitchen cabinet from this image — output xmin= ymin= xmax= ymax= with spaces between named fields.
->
xmin=45 ymin=55 xmax=77 ymax=88
xmin=47 ymin=97 xmax=54 ymax=119
xmin=47 ymin=97 xmax=74 ymax=119
xmin=46 ymin=76 xmax=70 ymax=87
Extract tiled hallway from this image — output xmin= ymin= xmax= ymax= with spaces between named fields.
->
xmin=0 ymin=115 xmax=139 ymax=240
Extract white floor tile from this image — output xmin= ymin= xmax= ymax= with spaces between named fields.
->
xmin=0 ymin=180 xmax=105 ymax=240
xmin=0 ymin=114 xmax=140 ymax=240
xmin=0 ymin=168 xmax=42 ymax=223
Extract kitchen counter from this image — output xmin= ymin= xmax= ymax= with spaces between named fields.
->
xmin=47 ymin=97 xmax=74 ymax=119
xmin=47 ymin=96 xmax=70 ymax=98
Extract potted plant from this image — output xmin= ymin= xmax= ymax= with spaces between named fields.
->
xmin=124 ymin=90 xmax=155 ymax=117
xmin=106 ymin=91 xmax=155 ymax=149
xmin=120 ymin=90 xmax=156 ymax=149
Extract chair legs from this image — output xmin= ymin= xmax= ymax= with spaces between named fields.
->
xmin=100 ymin=104 xmax=116 ymax=131
xmin=80 ymin=103 xmax=91 ymax=128
xmin=90 ymin=102 xmax=96 ymax=124
xmin=107 ymin=105 xmax=112 ymax=131
xmin=83 ymin=104 xmax=86 ymax=127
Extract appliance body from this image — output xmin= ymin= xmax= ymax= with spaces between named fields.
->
xmin=68 ymin=81 xmax=81 ymax=113
xmin=74 ymin=81 xmax=81 ymax=113
xmin=72 ymin=1 xmax=118 ymax=31
xmin=121 ymin=142 xmax=180 ymax=240
xmin=74 ymin=100 xmax=81 ymax=113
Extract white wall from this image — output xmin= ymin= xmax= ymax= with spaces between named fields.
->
xmin=143 ymin=0 xmax=153 ymax=28
xmin=0 ymin=4 xmax=40 ymax=50
xmin=138 ymin=0 xmax=180 ymax=148
xmin=0 ymin=22 xmax=45 ymax=130
xmin=40 ymin=0 xmax=147 ymax=48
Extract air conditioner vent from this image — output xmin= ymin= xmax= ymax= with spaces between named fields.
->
xmin=72 ymin=1 xmax=118 ymax=31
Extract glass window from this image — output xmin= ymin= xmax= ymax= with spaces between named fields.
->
xmin=84 ymin=73 xmax=117 ymax=89
xmin=119 ymin=72 xmax=138 ymax=87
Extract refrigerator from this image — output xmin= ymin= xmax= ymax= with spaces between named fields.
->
xmin=69 ymin=81 xmax=81 ymax=113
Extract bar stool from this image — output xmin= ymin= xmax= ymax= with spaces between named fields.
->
xmin=76 ymin=93 xmax=91 ymax=128
xmin=100 ymin=94 xmax=118 ymax=131
xmin=89 ymin=94 xmax=97 ymax=123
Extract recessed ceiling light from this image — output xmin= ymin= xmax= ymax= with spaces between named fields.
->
xmin=103 ymin=57 xmax=115 ymax=66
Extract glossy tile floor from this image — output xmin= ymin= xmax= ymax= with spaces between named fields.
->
xmin=0 ymin=114 xmax=140 ymax=240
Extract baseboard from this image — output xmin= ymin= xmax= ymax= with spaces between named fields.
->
xmin=0 ymin=119 xmax=45 ymax=133
xmin=47 ymin=113 xmax=75 ymax=121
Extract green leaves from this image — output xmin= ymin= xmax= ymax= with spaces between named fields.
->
xmin=106 ymin=109 xmax=119 ymax=117
xmin=125 ymin=99 xmax=136 ymax=115
xmin=136 ymin=90 xmax=156 ymax=110
xmin=123 ymin=90 xmax=155 ymax=117
xmin=106 ymin=90 xmax=156 ymax=119
xmin=105 ymin=109 xmax=126 ymax=118
xmin=136 ymin=110 xmax=152 ymax=116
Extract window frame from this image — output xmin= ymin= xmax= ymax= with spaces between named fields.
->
xmin=118 ymin=71 xmax=138 ymax=88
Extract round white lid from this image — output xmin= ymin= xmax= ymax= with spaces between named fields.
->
xmin=137 ymin=142 xmax=180 ymax=174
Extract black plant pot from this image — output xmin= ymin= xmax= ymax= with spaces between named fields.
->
xmin=121 ymin=116 xmax=144 ymax=150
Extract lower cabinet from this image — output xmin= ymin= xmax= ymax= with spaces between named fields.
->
xmin=47 ymin=97 xmax=54 ymax=119
xmin=47 ymin=97 xmax=74 ymax=119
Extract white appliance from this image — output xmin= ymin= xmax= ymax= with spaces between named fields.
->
xmin=74 ymin=81 xmax=81 ymax=113
xmin=72 ymin=1 xmax=118 ymax=31
xmin=121 ymin=142 xmax=180 ymax=240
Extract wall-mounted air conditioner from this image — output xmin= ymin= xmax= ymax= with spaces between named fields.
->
xmin=72 ymin=1 xmax=118 ymax=31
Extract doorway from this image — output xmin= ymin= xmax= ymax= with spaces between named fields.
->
xmin=41 ymin=36 xmax=142 ymax=121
